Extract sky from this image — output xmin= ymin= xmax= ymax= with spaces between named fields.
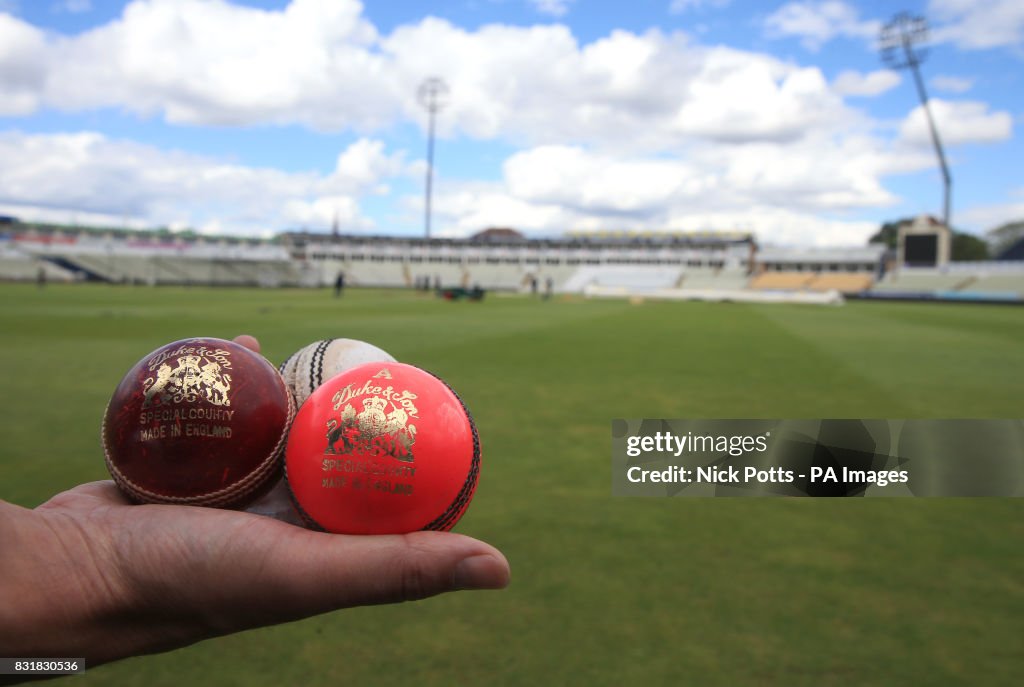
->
xmin=0 ymin=0 xmax=1021 ymax=246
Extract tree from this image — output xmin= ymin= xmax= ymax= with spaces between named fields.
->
xmin=950 ymin=232 xmax=989 ymax=261
xmin=868 ymin=219 xmax=908 ymax=250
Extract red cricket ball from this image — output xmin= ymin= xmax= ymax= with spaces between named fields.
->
xmin=102 ymin=337 xmax=295 ymax=508
xmin=285 ymin=362 xmax=480 ymax=534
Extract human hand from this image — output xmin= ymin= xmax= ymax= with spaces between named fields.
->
xmin=0 ymin=335 xmax=509 ymax=669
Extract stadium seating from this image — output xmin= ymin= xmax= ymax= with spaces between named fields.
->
xmin=62 ymin=254 xmax=155 ymax=283
xmin=534 ymin=265 xmax=577 ymax=290
xmin=807 ymin=273 xmax=874 ymax=293
xmin=413 ymin=263 xmax=470 ymax=289
xmin=463 ymin=264 xmax=527 ymax=291
xmin=561 ymin=266 xmax=683 ymax=292
xmin=0 ymin=247 xmax=77 ymax=282
xmin=343 ymin=261 xmax=410 ymax=288
xmin=871 ymin=270 xmax=966 ymax=293
xmin=677 ymin=269 xmax=750 ymax=291
xmin=748 ymin=271 xmax=815 ymax=291
xmin=15 ymin=225 xmax=1019 ymax=304
xmin=746 ymin=271 xmax=874 ymax=294
xmin=959 ymin=274 xmax=1024 ymax=297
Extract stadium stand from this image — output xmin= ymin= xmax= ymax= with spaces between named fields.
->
xmin=561 ymin=266 xmax=683 ymax=292
xmin=807 ymin=273 xmax=874 ymax=293
xmin=286 ymin=230 xmax=755 ymax=293
xmin=8 ymin=221 xmax=1016 ymax=303
xmin=677 ymin=269 xmax=750 ymax=291
xmin=746 ymin=245 xmax=883 ymax=294
xmin=964 ymin=274 xmax=1024 ymax=297
xmin=343 ymin=260 xmax=410 ymax=288
xmin=863 ymin=262 xmax=1024 ymax=302
xmin=748 ymin=271 xmax=815 ymax=290
xmin=871 ymin=270 xmax=966 ymax=293
xmin=0 ymin=242 xmax=77 ymax=282
xmin=464 ymin=263 xmax=524 ymax=290
xmin=744 ymin=270 xmax=875 ymax=295
xmin=758 ymin=245 xmax=885 ymax=274
xmin=7 ymin=225 xmax=300 ymax=287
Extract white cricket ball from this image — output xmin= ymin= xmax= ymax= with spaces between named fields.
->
xmin=282 ymin=338 xmax=397 ymax=406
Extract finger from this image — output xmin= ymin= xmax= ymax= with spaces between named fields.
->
xmin=134 ymin=518 xmax=510 ymax=635
xmin=290 ymin=529 xmax=512 ymax=601
xmin=233 ymin=334 xmax=260 ymax=353
xmin=36 ymin=480 xmax=132 ymax=510
xmin=234 ymin=527 xmax=509 ymax=622
xmin=68 ymin=480 xmax=131 ymax=503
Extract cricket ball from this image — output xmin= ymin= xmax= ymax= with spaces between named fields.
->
xmin=102 ymin=337 xmax=295 ymax=507
xmin=280 ymin=338 xmax=397 ymax=407
xmin=285 ymin=361 xmax=480 ymax=534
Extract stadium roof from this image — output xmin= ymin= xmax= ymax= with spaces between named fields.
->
xmin=996 ymin=236 xmax=1024 ymax=261
xmin=758 ymin=244 xmax=886 ymax=264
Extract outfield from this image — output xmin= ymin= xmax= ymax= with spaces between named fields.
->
xmin=1 ymin=283 xmax=1022 ymax=686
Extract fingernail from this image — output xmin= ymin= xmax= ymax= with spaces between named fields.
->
xmin=453 ymin=554 xmax=510 ymax=591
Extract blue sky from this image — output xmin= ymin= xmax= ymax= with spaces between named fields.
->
xmin=0 ymin=0 xmax=1020 ymax=245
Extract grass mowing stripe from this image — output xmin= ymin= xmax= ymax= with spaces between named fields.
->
xmin=757 ymin=301 xmax=1024 ymax=416
xmin=1 ymin=284 xmax=1020 ymax=686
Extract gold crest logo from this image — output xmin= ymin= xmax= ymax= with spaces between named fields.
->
xmin=142 ymin=352 xmax=232 ymax=408
xmin=325 ymin=379 xmax=418 ymax=462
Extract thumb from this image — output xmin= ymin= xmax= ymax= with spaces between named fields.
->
xmin=136 ymin=517 xmax=510 ymax=636
xmin=271 ymin=529 xmax=512 ymax=608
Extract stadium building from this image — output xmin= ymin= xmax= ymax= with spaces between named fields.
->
xmin=283 ymin=228 xmax=756 ymax=293
xmin=3 ymin=218 xmax=1023 ymax=303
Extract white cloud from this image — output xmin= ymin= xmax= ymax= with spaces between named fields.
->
xmin=282 ymin=195 xmax=369 ymax=232
xmin=899 ymin=99 xmax=1013 ymax=147
xmin=426 ymin=138 xmax=915 ymax=245
xmin=382 ymin=21 xmax=862 ymax=148
xmin=0 ymin=202 xmax=153 ymax=230
xmin=431 ymin=183 xmax=568 ymax=236
xmin=47 ymin=0 xmax=387 ymax=129
xmin=0 ymin=0 xmax=866 ymax=152
xmin=0 ymin=124 xmax=916 ymax=245
xmin=764 ymin=1 xmax=880 ymax=51
xmin=956 ymin=188 xmax=1024 ymax=233
xmin=833 ymin=69 xmax=900 ymax=97
xmin=433 ymin=182 xmax=880 ymax=246
xmin=332 ymin=138 xmax=408 ymax=194
xmin=930 ymin=75 xmax=974 ymax=94
xmin=528 ymin=0 xmax=574 ymax=17
xmin=672 ymin=50 xmax=849 ymax=143
xmin=0 ymin=13 xmax=46 ymax=115
xmin=0 ymin=131 xmax=407 ymax=234
xmin=504 ymin=146 xmax=704 ymax=214
xmin=930 ymin=0 xmax=1024 ymax=50
xmin=0 ymin=0 xmax=1010 ymax=246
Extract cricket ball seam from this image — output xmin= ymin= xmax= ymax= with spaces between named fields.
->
xmin=283 ymin=467 xmax=327 ymax=532
xmin=278 ymin=351 xmax=297 ymax=378
xmin=420 ymin=367 xmax=481 ymax=531
xmin=309 ymin=339 xmax=331 ymax=398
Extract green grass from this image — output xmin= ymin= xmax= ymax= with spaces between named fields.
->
xmin=2 ymin=283 xmax=1022 ymax=686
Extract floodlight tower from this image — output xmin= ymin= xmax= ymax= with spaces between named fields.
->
xmin=880 ymin=12 xmax=951 ymax=229
xmin=417 ymin=77 xmax=450 ymax=240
